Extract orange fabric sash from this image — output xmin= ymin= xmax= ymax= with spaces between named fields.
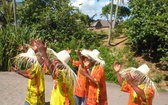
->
xmin=62 ymin=83 xmax=69 ymax=105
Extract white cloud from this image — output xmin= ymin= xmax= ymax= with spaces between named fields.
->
xmin=72 ymin=0 xmax=110 ymax=19
xmin=72 ymin=0 xmax=129 ymax=19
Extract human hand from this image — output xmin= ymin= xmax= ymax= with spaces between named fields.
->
xmin=30 ymin=38 xmax=38 ymax=51
xmin=91 ymin=78 xmax=98 ymax=85
xmin=23 ymin=43 xmax=29 ymax=52
xmin=35 ymin=39 xmax=47 ymax=54
xmin=18 ymin=43 xmax=28 ymax=52
xmin=66 ymin=48 xmax=71 ymax=54
xmin=11 ymin=66 xmax=18 ymax=72
xmin=84 ymin=60 xmax=90 ymax=67
xmin=125 ymin=72 xmax=135 ymax=85
xmin=18 ymin=44 xmax=23 ymax=52
xmin=113 ymin=61 xmax=121 ymax=73
xmin=76 ymin=49 xmax=81 ymax=56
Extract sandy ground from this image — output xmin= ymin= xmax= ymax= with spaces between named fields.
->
xmin=0 ymin=72 xmax=168 ymax=105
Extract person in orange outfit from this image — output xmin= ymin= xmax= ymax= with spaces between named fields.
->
xmin=113 ymin=61 xmax=157 ymax=105
xmin=68 ymin=48 xmax=95 ymax=105
xmin=86 ymin=49 xmax=108 ymax=105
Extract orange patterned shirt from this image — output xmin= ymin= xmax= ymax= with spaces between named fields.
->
xmin=73 ymin=60 xmax=89 ymax=97
xmin=87 ymin=64 xmax=108 ymax=105
xmin=121 ymin=81 xmax=154 ymax=105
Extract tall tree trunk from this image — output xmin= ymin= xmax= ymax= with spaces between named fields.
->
xmin=113 ymin=0 xmax=119 ymax=28
xmin=13 ymin=0 xmax=17 ymax=28
xmin=107 ymin=0 xmax=114 ymax=46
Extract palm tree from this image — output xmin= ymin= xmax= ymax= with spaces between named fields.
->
xmin=107 ymin=0 xmax=124 ymax=46
xmin=107 ymin=0 xmax=114 ymax=46
xmin=13 ymin=0 xmax=17 ymax=27
xmin=113 ymin=0 xmax=124 ymax=28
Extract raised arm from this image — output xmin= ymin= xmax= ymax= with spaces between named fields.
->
xmin=66 ymin=48 xmax=73 ymax=63
xmin=11 ymin=66 xmax=30 ymax=79
xmin=125 ymin=73 xmax=146 ymax=102
xmin=36 ymin=39 xmax=53 ymax=74
xmin=76 ymin=49 xmax=85 ymax=68
xmin=113 ymin=61 xmax=123 ymax=86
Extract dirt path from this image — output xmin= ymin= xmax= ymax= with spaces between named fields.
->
xmin=110 ymin=34 xmax=127 ymax=50
xmin=0 ymin=72 xmax=168 ymax=105
xmin=102 ymin=34 xmax=127 ymax=50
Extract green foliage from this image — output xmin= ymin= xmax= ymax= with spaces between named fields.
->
xmin=0 ymin=23 xmax=43 ymax=71
xmin=102 ymin=3 xmax=130 ymax=20
xmin=0 ymin=0 xmax=14 ymax=26
xmin=113 ymin=22 xmax=124 ymax=38
xmin=0 ymin=0 xmax=101 ymax=72
xmin=0 ymin=25 xmax=22 ymax=71
xmin=153 ymin=73 xmax=164 ymax=83
xmin=0 ymin=0 xmax=137 ymax=85
xmin=17 ymin=0 xmax=95 ymax=45
xmin=98 ymin=45 xmax=137 ymax=83
xmin=124 ymin=0 xmax=168 ymax=64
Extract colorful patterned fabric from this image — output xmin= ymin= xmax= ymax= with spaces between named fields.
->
xmin=50 ymin=69 xmax=75 ymax=105
xmin=25 ymin=64 xmax=46 ymax=105
xmin=121 ymin=81 xmax=154 ymax=105
xmin=73 ymin=60 xmax=89 ymax=98
xmin=87 ymin=64 xmax=108 ymax=105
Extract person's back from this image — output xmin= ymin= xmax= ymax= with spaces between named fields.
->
xmin=11 ymin=39 xmax=46 ymax=105
xmin=121 ymin=81 xmax=154 ymax=105
xmin=113 ymin=62 xmax=157 ymax=105
xmin=25 ymin=63 xmax=45 ymax=105
xmin=50 ymin=68 xmax=75 ymax=105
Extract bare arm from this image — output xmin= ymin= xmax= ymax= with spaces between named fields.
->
xmin=36 ymin=39 xmax=53 ymax=74
xmin=79 ymin=68 xmax=95 ymax=83
xmin=80 ymin=59 xmax=96 ymax=83
xmin=66 ymin=48 xmax=73 ymax=63
xmin=76 ymin=49 xmax=85 ymax=68
xmin=11 ymin=66 xmax=30 ymax=79
xmin=131 ymin=84 xmax=146 ymax=102
xmin=126 ymin=73 xmax=146 ymax=102
xmin=113 ymin=61 xmax=123 ymax=86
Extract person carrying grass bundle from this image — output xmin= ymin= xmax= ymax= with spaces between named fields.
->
xmin=113 ymin=61 xmax=158 ymax=105
xmin=35 ymin=39 xmax=77 ymax=105
xmin=11 ymin=39 xmax=47 ymax=105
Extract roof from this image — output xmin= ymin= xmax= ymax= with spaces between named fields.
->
xmin=100 ymin=20 xmax=110 ymax=27
xmin=90 ymin=20 xmax=112 ymax=27
xmin=90 ymin=20 xmax=119 ymax=28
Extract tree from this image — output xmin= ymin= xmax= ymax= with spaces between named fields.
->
xmin=12 ymin=0 xmax=17 ymax=28
xmin=108 ymin=0 xmax=114 ymax=46
xmin=125 ymin=0 xmax=168 ymax=65
xmin=0 ymin=0 xmax=101 ymax=71
xmin=17 ymin=0 xmax=96 ymax=43
xmin=102 ymin=0 xmax=130 ymax=46
xmin=113 ymin=0 xmax=119 ymax=28
xmin=102 ymin=3 xmax=130 ymax=21
xmin=0 ymin=0 xmax=14 ymax=27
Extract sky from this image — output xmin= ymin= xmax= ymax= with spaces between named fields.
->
xmin=71 ymin=0 xmax=129 ymax=20
xmin=16 ymin=0 xmax=129 ymax=20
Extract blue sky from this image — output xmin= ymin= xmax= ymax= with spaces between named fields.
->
xmin=71 ymin=0 xmax=129 ymax=20
xmin=16 ymin=0 xmax=129 ymax=20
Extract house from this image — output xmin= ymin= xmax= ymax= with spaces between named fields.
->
xmin=89 ymin=20 xmax=118 ymax=30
